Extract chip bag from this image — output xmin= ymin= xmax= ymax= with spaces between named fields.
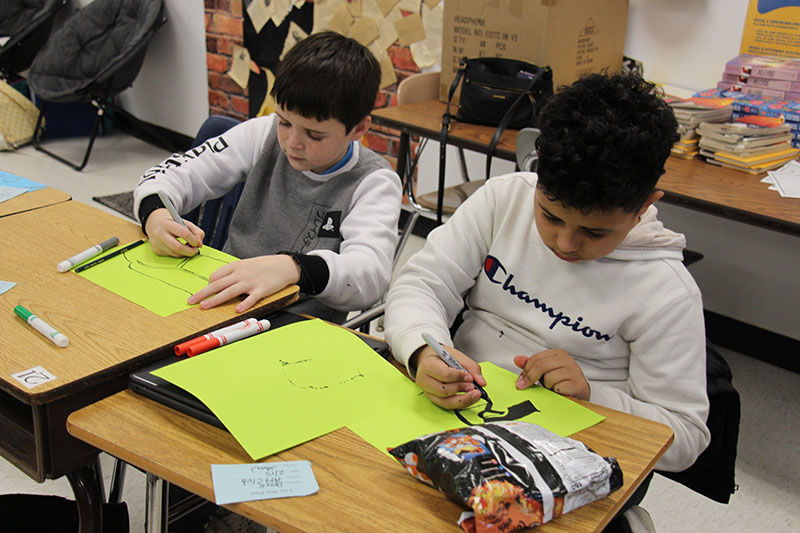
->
xmin=389 ymin=421 xmax=623 ymax=532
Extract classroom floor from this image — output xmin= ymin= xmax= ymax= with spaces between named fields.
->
xmin=1 ymin=132 xmax=799 ymax=532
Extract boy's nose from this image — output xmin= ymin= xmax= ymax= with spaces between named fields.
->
xmin=556 ymin=230 xmax=580 ymax=252
xmin=286 ymin=131 xmax=303 ymax=150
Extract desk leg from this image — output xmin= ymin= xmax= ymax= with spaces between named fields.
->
xmin=397 ymin=132 xmax=409 ymax=181
xmin=66 ymin=457 xmax=104 ymax=533
xmin=145 ymin=473 xmax=169 ymax=533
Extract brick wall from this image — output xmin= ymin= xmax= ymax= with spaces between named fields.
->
xmin=205 ymin=0 xmax=248 ymax=121
xmin=203 ymin=0 xmax=421 ymax=175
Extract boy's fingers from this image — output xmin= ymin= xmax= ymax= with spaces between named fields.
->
xmin=425 ymin=389 xmax=481 ymax=410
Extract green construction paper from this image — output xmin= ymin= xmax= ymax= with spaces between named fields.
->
xmin=349 ymin=362 xmax=605 ymax=456
xmin=77 ymin=241 xmax=237 ymax=317
xmin=153 ymin=319 xmax=419 ymax=460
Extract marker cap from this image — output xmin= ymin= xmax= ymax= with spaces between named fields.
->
xmin=186 ymin=337 xmax=220 ymax=357
xmin=14 ymin=305 xmax=32 ymax=321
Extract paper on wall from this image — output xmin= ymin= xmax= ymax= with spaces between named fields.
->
xmin=247 ymin=0 xmax=273 ymax=33
xmin=347 ymin=16 xmax=381 ymax=47
xmin=328 ymin=2 xmax=355 ymax=35
xmin=395 ymin=12 xmax=425 ymax=47
xmin=280 ymin=21 xmax=309 ymax=60
xmin=271 ymin=0 xmax=292 ymax=28
xmin=311 ymin=0 xmax=337 ymax=34
xmin=363 ymin=0 xmax=398 ymax=54
xmin=397 ymin=0 xmax=422 ymax=12
xmin=377 ymin=51 xmax=398 ymax=89
xmin=410 ymin=0 xmax=442 ymax=69
xmin=229 ymin=45 xmax=251 ymax=89
xmin=256 ymin=68 xmax=278 ymax=117
xmin=376 ymin=0 xmax=400 ymax=16
xmin=346 ymin=0 xmax=362 ymax=17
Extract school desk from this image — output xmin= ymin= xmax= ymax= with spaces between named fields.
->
xmin=0 ymin=200 xmax=299 ymax=532
xmin=66 ymin=387 xmax=673 ymax=533
xmin=371 ymin=99 xmax=800 ymax=237
xmin=0 ymin=185 xmax=71 ymax=217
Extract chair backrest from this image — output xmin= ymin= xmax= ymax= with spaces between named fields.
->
xmin=656 ymin=342 xmax=740 ymax=503
xmin=27 ymin=0 xmax=165 ymax=102
xmin=182 ymin=115 xmax=244 ymax=249
xmin=0 ymin=0 xmax=66 ymax=79
xmin=397 ymin=71 xmax=440 ymax=107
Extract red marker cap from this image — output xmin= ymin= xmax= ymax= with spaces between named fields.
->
xmin=186 ymin=337 xmax=221 ymax=357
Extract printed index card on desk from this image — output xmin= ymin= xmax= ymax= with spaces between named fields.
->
xmin=211 ymin=460 xmax=319 ymax=505
xmin=77 ymin=242 xmax=237 ymax=316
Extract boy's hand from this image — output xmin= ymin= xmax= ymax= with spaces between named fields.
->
xmin=513 ymin=349 xmax=591 ymax=401
xmin=145 ymin=208 xmax=205 ymax=257
xmin=412 ymin=344 xmax=486 ymax=410
xmin=188 ymin=254 xmax=301 ymax=313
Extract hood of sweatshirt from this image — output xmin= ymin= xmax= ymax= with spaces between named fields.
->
xmin=605 ymin=204 xmax=686 ymax=261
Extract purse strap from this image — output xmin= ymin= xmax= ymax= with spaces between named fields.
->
xmin=484 ymin=67 xmax=545 ymax=180
xmin=437 ymin=57 xmax=469 ymax=223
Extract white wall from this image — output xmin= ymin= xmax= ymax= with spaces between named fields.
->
xmin=115 ymin=0 xmax=209 ymax=137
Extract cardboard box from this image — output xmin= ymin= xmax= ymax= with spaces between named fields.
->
xmin=440 ymin=0 xmax=629 ymax=103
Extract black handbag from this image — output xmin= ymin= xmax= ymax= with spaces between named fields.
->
xmin=436 ymin=57 xmax=553 ymax=221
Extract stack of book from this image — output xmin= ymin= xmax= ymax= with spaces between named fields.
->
xmin=716 ymin=54 xmax=800 ymax=101
xmin=696 ymin=121 xmax=799 ymax=174
xmin=694 ymin=87 xmax=800 ymax=149
xmin=667 ymin=95 xmax=733 ymax=159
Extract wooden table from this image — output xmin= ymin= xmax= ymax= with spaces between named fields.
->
xmin=67 ymin=387 xmax=672 ymax=533
xmin=0 ymin=186 xmax=71 ymax=217
xmin=372 ymin=99 xmax=800 ymax=237
xmin=0 ymin=200 xmax=298 ymax=532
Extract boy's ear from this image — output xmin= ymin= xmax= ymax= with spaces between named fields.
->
xmin=348 ymin=115 xmax=372 ymax=141
xmin=637 ymin=190 xmax=664 ymax=217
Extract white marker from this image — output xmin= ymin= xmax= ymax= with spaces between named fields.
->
xmin=57 ymin=237 xmax=119 ymax=272
xmin=14 ymin=305 xmax=69 ymax=348
xmin=157 ymin=190 xmax=188 ymax=229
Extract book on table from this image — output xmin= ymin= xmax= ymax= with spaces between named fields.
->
xmin=697 ymin=121 xmax=791 ymax=138
xmin=703 ymin=152 xmax=800 ymax=174
xmin=698 ymin=134 xmax=793 ymax=153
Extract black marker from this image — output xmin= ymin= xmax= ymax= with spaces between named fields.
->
xmin=74 ymin=240 xmax=145 ymax=273
xmin=422 ymin=332 xmax=491 ymax=402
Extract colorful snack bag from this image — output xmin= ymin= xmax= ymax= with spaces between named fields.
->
xmin=389 ymin=421 xmax=623 ymax=532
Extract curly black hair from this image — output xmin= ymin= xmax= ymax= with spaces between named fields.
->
xmin=271 ymin=31 xmax=381 ymax=133
xmin=535 ymin=73 xmax=679 ymax=213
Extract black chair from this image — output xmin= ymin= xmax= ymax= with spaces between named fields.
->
xmin=0 ymin=0 xmax=67 ymax=80
xmin=27 ymin=0 xmax=166 ymax=170
xmin=182 ymin=115 xmax=246 ymax=250
xmin=656 ymin=342 xmax=741 ymax=504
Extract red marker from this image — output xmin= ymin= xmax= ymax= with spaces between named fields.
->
xmin=174 ymin=318 xmax=259 ymax=355
xmin=186 ymin=319 xmax=271 ymax=357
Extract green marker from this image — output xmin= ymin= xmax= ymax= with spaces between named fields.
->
xmin=14 ymin=305 xmax=69 ymax=348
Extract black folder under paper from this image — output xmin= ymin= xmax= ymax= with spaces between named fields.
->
xmin=129 ymin=311 xmax=391 ymax=430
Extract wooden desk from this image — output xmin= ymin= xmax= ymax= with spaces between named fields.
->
xmin=0 ymin=186 xmax=71 ymax=217
xmin=372 ymin=100 xmax=800 ymax=236
xmin=67 ymin=388 xmax=672 ymax=533
xmin=0 ymin=200 xmax=298 ymax=531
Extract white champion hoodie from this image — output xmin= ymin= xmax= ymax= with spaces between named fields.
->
xmin=385 ymin=172 xmax=710 ymax=472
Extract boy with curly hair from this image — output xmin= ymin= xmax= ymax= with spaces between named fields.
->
xmin=385 ymin=73 xmax=710 ymax=479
